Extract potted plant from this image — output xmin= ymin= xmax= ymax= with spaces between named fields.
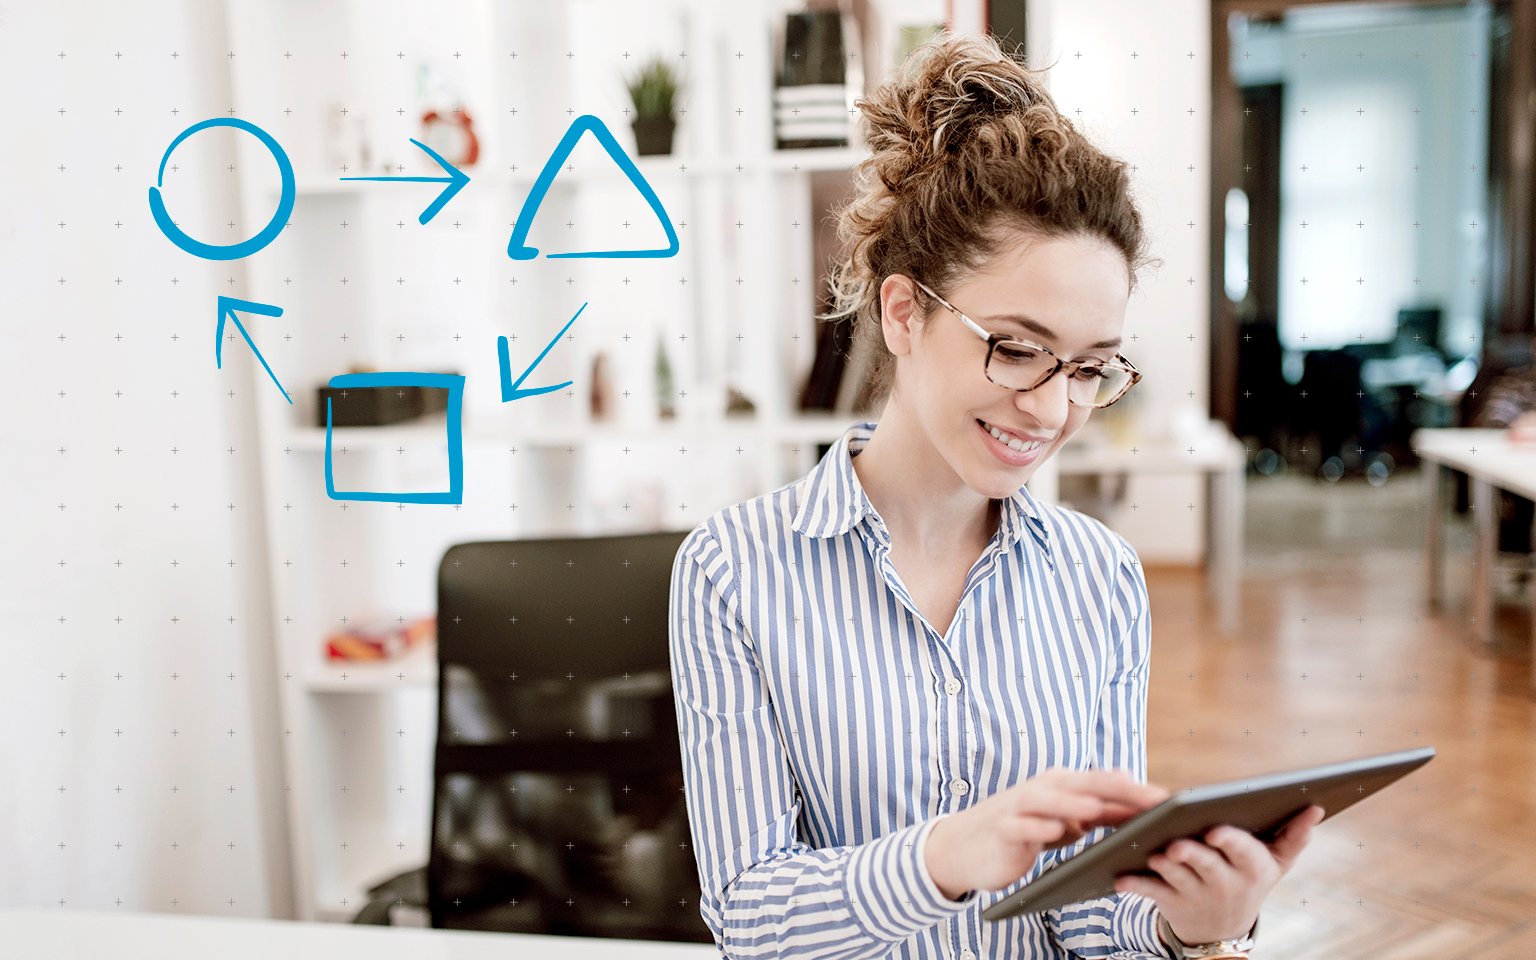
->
xmin=625 ymin=56 xmax=682 ymax=156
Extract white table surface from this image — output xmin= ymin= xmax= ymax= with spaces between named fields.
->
xmin=1054 ymin=423 xmax=1246 ymax=474
xmin=1410 ymin=427 xmax=1536 ymax=689
xmin=0 ymin=909 xmax=724 ymax=959
xmin=1054 ymin=424 xmax=1248 ymax=634
xmin=1410 ymin=427 xmax=1536 ymax=500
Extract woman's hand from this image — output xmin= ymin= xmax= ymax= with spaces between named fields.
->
xmin=1113 ymin=803 xmax=1325 ymax=944
xmin=924 ymin=767 xmax=1171 ymax=900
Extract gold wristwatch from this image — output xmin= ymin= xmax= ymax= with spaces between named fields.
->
xmin=1156 ymin=912 xmax=1259 ymax=959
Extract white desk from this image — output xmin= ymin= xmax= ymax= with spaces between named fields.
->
xmin=1411 ymin=427 xmax=1536 ymax=691
xmin=0 ymin=909 xmax=724 ymax=959
xmin=1054 ymin=425 xmax=1248 ymax=635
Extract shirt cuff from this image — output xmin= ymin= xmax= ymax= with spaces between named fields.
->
xmin=845 ymin=818 xmax=975 ymax=942
xmin=1136 ymin=898 xmax=1182 ymax=959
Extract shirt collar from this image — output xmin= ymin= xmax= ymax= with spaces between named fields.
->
xmin=789 ymin=419 xmax=1049 ymax=555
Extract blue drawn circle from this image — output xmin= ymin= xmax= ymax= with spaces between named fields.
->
xmin=148 ymin=117 xmax=295 ymax=261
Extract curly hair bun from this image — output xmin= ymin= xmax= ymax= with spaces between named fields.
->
xmin=862 ymin=35 xmax=1068 ymax=193
xmin=821 ymin=32 xmax=1156 ymax=408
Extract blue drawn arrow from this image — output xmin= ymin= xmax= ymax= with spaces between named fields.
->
xmin=498 ymin=302 xmax=586 ymax=403
xmin=339 ymin=138 xmax=470 ymax=225
xmin=217 ymin=296 xmax=291 ymax=404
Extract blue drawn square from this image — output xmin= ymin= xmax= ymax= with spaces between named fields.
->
xmin=324 ymin=372 xmax=465 ymax=504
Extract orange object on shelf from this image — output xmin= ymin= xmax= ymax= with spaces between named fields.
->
xmin=325 ymin=614 xmax=436 ymax=661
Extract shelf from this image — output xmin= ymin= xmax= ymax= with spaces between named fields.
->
xmin=276 ymin=146 xmax=870 ymax=199
xmin=765 ymin=146 xmax=870 ymax=173
xmin=772 ymin=411 xmax=859 ymax=445
xmin=499 ymin=146 xmax=870 ymax=186
xmin=294 ymin=177 xmax=376 ymax=197
xmin=283 ymin=416 xmax=454 ymax=452
xmin=280 ymin=412 xmax=857 ymax=451
xmin=1054 ymin=423 xmax=1247 ymax=474
xmin=307 ymin=642 xmax=437 ymax=693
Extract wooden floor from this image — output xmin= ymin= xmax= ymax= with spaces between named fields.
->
xmin=1142 ymin=465 xmax=1536 ymax=959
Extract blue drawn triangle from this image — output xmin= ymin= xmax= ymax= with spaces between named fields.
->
xmin=506 ymin=114 xmax=680 ymax=260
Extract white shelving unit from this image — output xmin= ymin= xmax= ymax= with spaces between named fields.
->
xmin=222 ymin=0 xmax=873 ymax=922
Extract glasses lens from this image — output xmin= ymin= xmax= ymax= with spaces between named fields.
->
xmin=987 ymin=342 xmax=1132 ymax=406
xmin=987 ymin=341 xmax=1055 ymax=388
xmin=1072 ymin=363 xmax=1132 ymax=406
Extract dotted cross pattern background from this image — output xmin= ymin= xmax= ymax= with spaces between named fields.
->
xmin=2 ymin=0 xmax=1525 ymax=950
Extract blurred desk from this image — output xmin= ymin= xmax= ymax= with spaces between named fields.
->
xmin=1055 ymin=424 xmax=1247 ymax=635
xmin=0 ymin=909 xmax=724 ymax=959
xmin=1411 ymin=427 xmax=1536 ymax=691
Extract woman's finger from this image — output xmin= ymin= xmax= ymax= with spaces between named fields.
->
xmin=1013 ymin=814 xmax=1071 ymax=844
xmin=1117 ymin=868 xmax=1178 ymax=901
xmin=1165 ymin=840 xmax=1236 ymax=884
xmin=1045 ymin=768 xmax=1172 ymax=808
xmin=1204 ymin=825 xmax=1272 ymax=879
xmin=1268 ymin=805 xmax=1325 ymax=869
xmin=1014 ymin=786 xmax=1107 ymax=825
xmin=1148 ymin=852 xmax=1203 ymax=895
xmin=1087 ymin=798 xmax=1152 ymax=826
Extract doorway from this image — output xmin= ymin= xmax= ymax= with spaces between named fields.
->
xmin=1212 ymin=0 xmax=1531 ymax=483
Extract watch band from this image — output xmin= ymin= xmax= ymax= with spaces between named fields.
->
xmin=1157 ymin=912 xmax=1258 ymax=959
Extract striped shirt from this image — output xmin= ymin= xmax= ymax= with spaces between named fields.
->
xmin=668 ymin=419 xmax=1180 ymax=960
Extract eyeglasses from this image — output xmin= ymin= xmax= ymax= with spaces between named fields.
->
xmin=911 ymin=277 xmax=1142 ymax=409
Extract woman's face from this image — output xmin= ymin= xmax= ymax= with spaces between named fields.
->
xmin=880 ymin=231 xmax=1132 ymax=500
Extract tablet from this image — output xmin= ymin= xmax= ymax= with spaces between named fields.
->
xmin=981 ymin=745 xmax=1435 ymax=921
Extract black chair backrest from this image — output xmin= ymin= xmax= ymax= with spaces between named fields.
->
xmin=1294 ymin=348 xmax=1364 ymax=453
xmin=427 ymin=530 xmax=713 ymax=942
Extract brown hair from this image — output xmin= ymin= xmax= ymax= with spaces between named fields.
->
xmin=821 ymin=33 xmax=1159 ymax=407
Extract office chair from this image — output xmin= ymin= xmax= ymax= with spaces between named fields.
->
xmin=1292 ymin=348 xmax=1365 ymax=471
xmin=1233 ymin=319 xmax=1290 ymax=460
xmin=353 ymin=529 xmax=714 ymax=942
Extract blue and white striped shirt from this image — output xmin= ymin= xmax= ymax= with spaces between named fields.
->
xmin=668 ymin=419 xmax=1178 ymax=960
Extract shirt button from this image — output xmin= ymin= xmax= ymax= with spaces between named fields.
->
xmin=944 ymin=677 xmax=962 ymax=695
xmin=960 ymin=950 xmax=977 ymax=960
xmin=950 ymin=779 xmax=970 ymax=797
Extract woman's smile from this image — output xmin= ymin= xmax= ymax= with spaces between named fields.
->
xmin=976 ymin=417 xmax=1051 ymax=466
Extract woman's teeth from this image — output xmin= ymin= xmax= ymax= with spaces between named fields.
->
xmin=981 ymin=420 xmax=1045 ymax=453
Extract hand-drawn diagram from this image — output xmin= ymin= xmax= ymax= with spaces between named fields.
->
xmin=217 ymin=296 xmax=290 ymax=403
xmin=505 ymin=115 xmax=679 ymax=260
xmin=149 ymin=117 xmax=296 ymax=261
xmin=149 ymin=114 xmax=675 ymax=505
xmin=499 ymin=302 xmax=586 ymax=402
xmin=323 ymin=372 xmax=466 ymax=505
xmin=338 ymin=137 xmax=470 ymax=226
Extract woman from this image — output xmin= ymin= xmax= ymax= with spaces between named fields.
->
xmin=668 ymin=34 xmax=1323 ymax=960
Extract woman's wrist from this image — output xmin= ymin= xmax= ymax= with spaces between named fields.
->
xmin=923 ymin=816 xmax=970 ymax=900
xmin=1156 ymin=910 xmax=1259 ymax=956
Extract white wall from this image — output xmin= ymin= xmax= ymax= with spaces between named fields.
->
xmin=1027 ymin=0 xmax=1212 ymax=564
xmin=0 ymin=0 xmax=1221 ymax=923
xmin=0 ymin=0 xmax=290 ymax=917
